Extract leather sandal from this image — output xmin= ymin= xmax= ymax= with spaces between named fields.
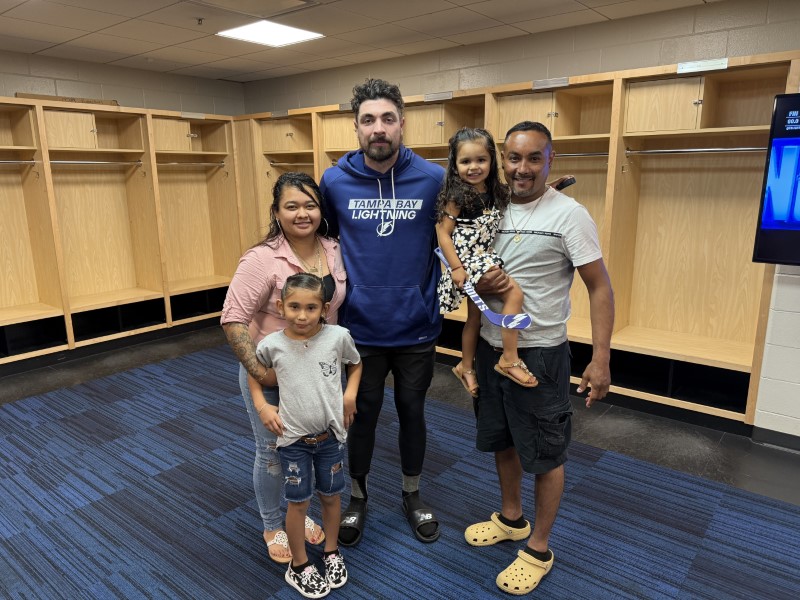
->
xmin=452 ymin=363 xmax=479 ymax=397
xmin=494 ymin=358 xmax=538 ymax=388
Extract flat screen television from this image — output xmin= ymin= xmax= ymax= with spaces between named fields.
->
xmin=753 ymin=93 xmax=800 ymax=265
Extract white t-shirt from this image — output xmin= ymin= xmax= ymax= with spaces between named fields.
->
xmin=480 ymin=186 xmax=602 ymax=348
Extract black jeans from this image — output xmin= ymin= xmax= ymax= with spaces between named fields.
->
xmin=347 ymin=343 xmax=436 ymax=479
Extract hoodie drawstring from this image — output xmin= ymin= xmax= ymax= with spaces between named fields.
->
xmin=376 ymin=168 xmax=397 ymax=237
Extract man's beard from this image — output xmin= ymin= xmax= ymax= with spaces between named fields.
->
xmin=510 ymin=177 xmax=538 ymax=198
xmin=364 ymin=137 xmax=398 ymax=163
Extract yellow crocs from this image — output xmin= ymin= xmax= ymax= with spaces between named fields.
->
xmin=465 ymin=512 xmax=531 ymax=547
xmin=496 ymin=549 xmax=554 ymax=595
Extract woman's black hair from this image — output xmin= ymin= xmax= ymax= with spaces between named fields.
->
xmin=258 ymin=172 xmax=328 ymax=247
xmin=435 ymin=127 xmax=508 ymax=222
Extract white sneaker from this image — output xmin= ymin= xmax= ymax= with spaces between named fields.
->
xmin=285 ymin=563 xmax=330 ymax=598
xmin=323 ymin=551 xmax=348 ymax=588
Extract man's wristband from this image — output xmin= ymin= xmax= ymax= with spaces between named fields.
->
xmin=451 ymin=265 xmax=464 ymax=272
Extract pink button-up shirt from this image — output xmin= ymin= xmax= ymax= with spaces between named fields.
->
xmin=221 ymin=235 xmax=346 ymax=344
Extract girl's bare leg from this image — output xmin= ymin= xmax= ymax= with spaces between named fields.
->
xmin=286 ymin=500 xmax=310 ymax=567
xmin=457 ymin=299 xmax=481 ymax=392
xmin=319 ymin=492 xmax=341 ymax=553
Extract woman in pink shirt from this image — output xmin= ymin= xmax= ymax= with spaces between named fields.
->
xmin=221 ymin=172 xmax=347 ymax=564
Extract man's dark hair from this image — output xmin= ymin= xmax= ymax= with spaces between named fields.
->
xmin=351 ymin=78 xmax=404 ymax=118
xmin=504 ymin=121 xmax=553 ymax=144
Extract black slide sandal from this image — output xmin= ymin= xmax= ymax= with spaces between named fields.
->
xmin=402 ymin=495 xmax=440 ymax=543
xmin=338 ymin=498 xmax=367 ymax=547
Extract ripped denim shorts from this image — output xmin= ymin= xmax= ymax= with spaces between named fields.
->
xmin=277 ymin=432 xmax=345 ymax=503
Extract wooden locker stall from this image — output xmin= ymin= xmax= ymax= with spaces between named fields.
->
xmin=601 ymin=59 xmax=793 ymax=422
xmin=315 ymin=108 xmax=355 ymax=181
xmin=403 ymin=95 xmax=484 ymax=161
xmin=0 ymin=99 xmax=246 ymax=371
xmin=0 ymin=101 xmax=68 ymax=363
xmin=487 ymin=89 xmax=555 ymax=139
xmin=261 ymin=112 xmax=315 ymax=180
xmin=43 ymin=104 xmax=166 ymax=346
xmin=553 ymin=83 xmax=614 ymax=341
xmin=151 ymin=113 xmax=240 ymax=325
xmin=232 ymin=117 xmax=263 ymax=249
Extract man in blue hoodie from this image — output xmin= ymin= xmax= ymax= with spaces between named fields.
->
xmin=320 ymin=78 xmax=445 ymax=546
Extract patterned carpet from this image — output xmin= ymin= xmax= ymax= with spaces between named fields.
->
xmin=1 ymin=345 xmax=798 ymax=599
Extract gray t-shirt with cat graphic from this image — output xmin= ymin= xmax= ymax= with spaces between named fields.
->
xmin=255 ymin=323 xmax=360 ymax=448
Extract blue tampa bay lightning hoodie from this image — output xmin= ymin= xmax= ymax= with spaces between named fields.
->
xmin=320 ymin=145 xmax=445 ymax=347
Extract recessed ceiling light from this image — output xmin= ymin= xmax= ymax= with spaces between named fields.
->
xmin=216 ymin=20 xmax=323 ymax=47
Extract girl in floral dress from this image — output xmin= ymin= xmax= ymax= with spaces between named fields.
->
xmin=435 ymin=128 xmax=538 ymax=395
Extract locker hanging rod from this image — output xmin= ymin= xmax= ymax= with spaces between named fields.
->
xmin=625 ymin=147 xmax=765 ymax=156
xmin=269 ymin=160 xmax=314 ymax=166
xmin=50 ymin=159 xmax=143 ymax=166
xmin=0 ymin=159 xmax=36 ymax=165
xmin=157 ymin=161 xmax=225 ymax=167
xmin=557 ymin=152 xmax=609 ymax=158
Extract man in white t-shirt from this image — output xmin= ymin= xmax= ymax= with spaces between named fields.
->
xmin=464 ymin=121 xmax=614 ymax=595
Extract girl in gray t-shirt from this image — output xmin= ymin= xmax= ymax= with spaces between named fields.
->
xmin=250 ymin=273 xmax=362 ymax=598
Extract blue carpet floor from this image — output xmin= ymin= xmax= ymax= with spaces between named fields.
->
xmin=1 ymin=345 xmax=799 ymax=599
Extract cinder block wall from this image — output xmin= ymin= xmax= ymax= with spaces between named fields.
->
xmin=243 ymin=0 xmax=800 ymax=113
xmin=0 ymin=50 xmax=245 ymax=115
xmin=758 ymin=265 xmax=800 ymax=439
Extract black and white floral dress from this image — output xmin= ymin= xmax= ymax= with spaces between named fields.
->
xmin=437 ymin=194 xmax=503 ymax=313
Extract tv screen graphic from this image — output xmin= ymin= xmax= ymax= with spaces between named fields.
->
xmin=753 ymin=93 xmax=800 ymax=265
